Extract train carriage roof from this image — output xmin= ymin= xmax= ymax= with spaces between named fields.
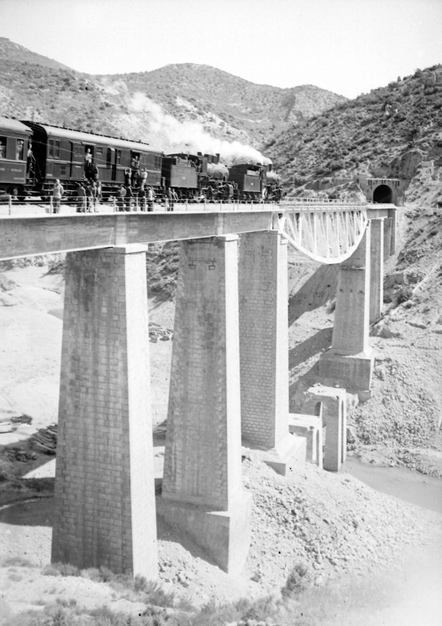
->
xmin=0 ymin=116 xmax=33 ymax=136
xmin=22 ymin=122 xmax=163 ymax=155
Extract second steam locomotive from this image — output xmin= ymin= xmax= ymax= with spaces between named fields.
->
xmin=0 ymin=116 xmax=282 ymax=203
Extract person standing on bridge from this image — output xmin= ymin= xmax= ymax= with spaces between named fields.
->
xmin=117 ymin=184 xmax=126 ymax=212
xmin=85 ymin=182 xmax=94 ymax=213
xmin=167 ymin=187 xmax=174 ymax=212
xmin=75 ymin=182 xmax=86 ymax=213
xmin=147 ymin=186 xmax=155 ymax=212
xmin=52 ymin=179 xmax=64 ymax=214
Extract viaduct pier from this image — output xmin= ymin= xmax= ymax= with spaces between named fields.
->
xmin=0 ymin=199 xmax=397 ymax=578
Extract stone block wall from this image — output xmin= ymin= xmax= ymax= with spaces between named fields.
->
xmin=52 ymin=245 xmax=158 ymax=579
xmin=162 ymin=236 xmax=242 ymax=511
xmin=238 ymin=231 xmax=288 ymax=450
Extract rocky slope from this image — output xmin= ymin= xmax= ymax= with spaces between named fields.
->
xmin=0 ymin=37 xmax=344 ymax=158
xmin=265 ymin=64 xmax=442 ymax=195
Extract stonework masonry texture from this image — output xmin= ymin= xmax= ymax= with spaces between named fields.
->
xmin=238 ymin=231 xmax=289 ymax=451
xmin=162 ymin=236 xmax=243 ymax=511
xmin=52 ymin=245 xmax=158 ymax=579
xmin=160 ymin=236 xmax=251 ymax=574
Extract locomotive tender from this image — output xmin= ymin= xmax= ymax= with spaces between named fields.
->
xmin=0 ymin=116 xmax=281 ymax=203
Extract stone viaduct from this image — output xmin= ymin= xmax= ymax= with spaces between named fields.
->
xmin=0 ymin=200 xmax=397 ymax=578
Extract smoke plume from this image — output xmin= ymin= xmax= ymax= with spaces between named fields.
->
xmin=128 ymin=92 xmax=271 ymax=166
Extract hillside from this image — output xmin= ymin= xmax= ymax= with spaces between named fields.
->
xmin=102 ymin=64 xmax=346 ymax=148
xmin=0 ymin=38 xmax=70 ymax=71
xmin=0 ymin=38 xmax=345 ymax=159
xmin=265 ymin=64 xmax=442 ymax=197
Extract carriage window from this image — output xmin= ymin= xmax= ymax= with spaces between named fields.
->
xmin=16 ymin=139 xmax=24 ymax=160
xmin=96 ymin=146 xmax=103 ymax=156
xmin=49 ymin=139 xmax=60 ymax=159
xmin=15 ymin=139 xmax=24 ymax=161
xmin=115 ymin=149 xmax=121 ymax=165
xmin=0 ymin=137 xmax=6 ymax=159
xmin=73 ymin=144 xmax=83 ymax=159
xmin=106 ymin=148 xmax=112 ymax=167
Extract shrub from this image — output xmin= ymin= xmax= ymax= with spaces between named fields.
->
xmin=281 ymin=563 xmax=310 ymax=599
xmin=43 ymin=562 xmax=80 ymax=577
xmin=46 ymin=255 xmax=65 ymax=274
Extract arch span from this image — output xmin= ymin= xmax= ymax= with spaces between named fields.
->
xmin=280 ymin=205 xmax=368 ymax=264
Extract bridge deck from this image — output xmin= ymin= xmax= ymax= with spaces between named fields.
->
xmin=0 ymin=203 xmax=395 ymax=261
xmin=0 ymin=211 xmax=276 ymax=260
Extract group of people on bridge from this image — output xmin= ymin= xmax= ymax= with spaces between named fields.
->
xmin=116 ymin=183 xmax=157 ymax=212
xmin=50 ymin=179 xmax=103 ymax=214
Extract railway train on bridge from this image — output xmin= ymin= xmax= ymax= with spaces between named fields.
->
xmin=0 ymin=116 xmax=282 ymax=203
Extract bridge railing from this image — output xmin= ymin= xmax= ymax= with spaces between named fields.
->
xmin=280 ymin=197 xmax=367 ymax=204
xmin=279 ymin=199 xmax=368 ymax=211
xmin=0 ymin=196 xmax=281 ymax=217
xmin=0 ymin=195 xmax=395 ymax=218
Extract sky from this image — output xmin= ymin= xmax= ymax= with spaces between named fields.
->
xmin=0 ymin=0 xmax=441 ymax=99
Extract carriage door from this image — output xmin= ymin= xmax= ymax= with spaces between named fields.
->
xmin=106 ymin=148 xmax=115 ymax=181
xmin=114 ymin=149 xmax=121 ymax=182
xmin=71 ymin=143 xmax=83 ymax=179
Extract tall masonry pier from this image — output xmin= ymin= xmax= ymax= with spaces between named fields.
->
xmin=238 ymin=230 xmax=306 ymax=473
xmin=160 ymin=236 xmax=252 ymax=575
xmin=319 ymin=224 xmax=374 ymax=397
xmin=52 ymin=245 xmax=158 ymax=579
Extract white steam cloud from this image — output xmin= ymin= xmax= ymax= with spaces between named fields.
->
xmin=128 ymin=92 xmax=271 ymax=166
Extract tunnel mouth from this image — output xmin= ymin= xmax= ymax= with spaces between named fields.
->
xmin=373 ymin=184 xmax=393 ymax=203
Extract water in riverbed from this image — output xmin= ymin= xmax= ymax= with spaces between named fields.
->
xmin=345 ymin=456 xmax=442 ymax=513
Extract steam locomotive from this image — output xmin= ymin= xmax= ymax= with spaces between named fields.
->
xmin=0 ymin=116 xmax=282 ymax=203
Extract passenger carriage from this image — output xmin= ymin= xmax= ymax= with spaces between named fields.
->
xmin=21 ymin=122 xmax=164 ymax=200
xmin=0 ymin=116 xmax=32 ymax=199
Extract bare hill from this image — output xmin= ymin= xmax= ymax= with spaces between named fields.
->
xmin=0 ymin=39 xmax=345 ymax=154
xmin=102 ymin=63 xmax=346 ymax=147
xmin=0 ymin=38 xmax=70 ymax=71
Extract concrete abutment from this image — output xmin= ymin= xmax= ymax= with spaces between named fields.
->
xmin=52 ymin=245 xmax=158 ymax=579
xmin=302 ymin=386 xmax=347 ymax=472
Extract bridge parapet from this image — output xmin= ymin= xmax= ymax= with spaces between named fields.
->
xmin=280 ymin=198 xmax=367 ymax=206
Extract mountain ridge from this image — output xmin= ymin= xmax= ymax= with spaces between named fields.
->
xmin=265 ymin=64 xmax=442 ymax=199
xmin=0 ymin=38 xmax=345 ymax=157
xmin=0 ymin=37 xmax=71 ymax=71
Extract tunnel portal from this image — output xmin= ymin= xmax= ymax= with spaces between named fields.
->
xmin=373 ymin=184 xmax=393 ymax=204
